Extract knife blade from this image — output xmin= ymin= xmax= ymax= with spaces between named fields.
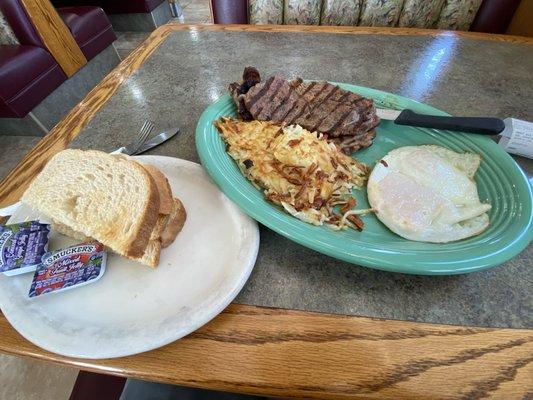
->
xmin=133 ymin=128 xmax=180 ymax=155
xmin=376 ymin=108 xmax=505 ymax=135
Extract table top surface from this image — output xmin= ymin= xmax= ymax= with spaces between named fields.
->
xmin=70 ymin=24 xmax=532 ymax=329
xmin=0 ymin=24 xmax=532 ymax=399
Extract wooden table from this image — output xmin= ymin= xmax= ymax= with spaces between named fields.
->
xmin=0 ymin=24 xmax=532 ymax=399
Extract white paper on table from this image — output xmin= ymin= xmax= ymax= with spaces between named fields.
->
xmin=499 ymin=118 xmax=533 ymax=160
xmin=0 ymin=202 xmax=21 ymax=217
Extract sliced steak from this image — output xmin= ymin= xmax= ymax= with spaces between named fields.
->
xmin=292 ymin=81 xmax=379 ymax=138
xmin=330 ymin=129 xmax=376 ymax=153
xmin=229 ymin=69 xmax=380 ymax=153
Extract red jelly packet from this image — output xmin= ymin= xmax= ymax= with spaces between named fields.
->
xmin=29 ymin=242 xmax=106 ymax=298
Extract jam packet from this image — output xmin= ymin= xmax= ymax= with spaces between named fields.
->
xmin=0 ymin=221 xmax=50 ymax=276
xmin=29 ymin=242 xmax=106 ymax=298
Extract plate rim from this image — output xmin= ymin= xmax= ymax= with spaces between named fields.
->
xmin=0 ymin=156 xmax=260 ymax=359
xmin=196 ymin=84 xmax=533 ymax=275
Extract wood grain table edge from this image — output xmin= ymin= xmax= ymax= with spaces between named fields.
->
xmin=168 ymin=23 xmax=533 ymax=44
xmin=0 ymin=23 xmax=532 ymax=399
xmin=1 ymin=304 xmax=532 ymax=399
xmin=0 ymin=25 xmax=172 ymax=209
xmin=20 ymin=0 xmax=87 ymax=77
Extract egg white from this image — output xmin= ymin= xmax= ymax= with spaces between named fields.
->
xmin=367 ymin=145 xmax=491 ymax=243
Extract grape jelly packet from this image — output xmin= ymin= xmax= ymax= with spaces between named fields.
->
xmin=0 ymin=221 xmax=50 ymax=276
xmin=29 ymin=242 xmax=106 ymax=298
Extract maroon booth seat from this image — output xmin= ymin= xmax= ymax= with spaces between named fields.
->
xmin=0 ymin=45 xmax=67 ymax=118
xmin=57 ymin=6 xmax=116 ymax=61
xmin=0 ymin=0 xmax=46 ymax=48
xmin=210 ymin=0 xmax=248 ymax=24
xmin=52 ymin=0 xmax=165 ymax=14
xmin=0 ymin=0 xmax=116 ymax=119
xmin=0 ymin=0 xmax=68 ymax=118
xmin=98 ymin=0 xmax=164 ymax=14
xmin=470 ymin=0 xmax=522 ymax=34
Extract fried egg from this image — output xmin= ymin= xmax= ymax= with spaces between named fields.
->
xmin=367 ymin=145 xmax=491 ymax=243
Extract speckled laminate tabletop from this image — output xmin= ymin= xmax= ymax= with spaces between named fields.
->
xmin=68 ymin=29 xmax=533 ymax=329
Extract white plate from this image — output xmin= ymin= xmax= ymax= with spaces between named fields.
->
xmin=0 ymin=156 xmax=259 ymax=359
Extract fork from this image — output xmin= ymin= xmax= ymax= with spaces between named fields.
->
xmin=114 ymin=120 xmax=155 ymax=155
xmin=130 ymin=120 xmax=155 ymax=154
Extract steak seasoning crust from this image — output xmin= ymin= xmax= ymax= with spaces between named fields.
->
xmin=229 ymin=67 xmax=380 ymax=154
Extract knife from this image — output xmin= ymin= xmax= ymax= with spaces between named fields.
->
xmin=376 ymin=108 xmax=505 ymax=135
xmin=114 ymin=128 xmax=180 ymax=155
xmin=134 ymin=128 xmax=180 ymax=154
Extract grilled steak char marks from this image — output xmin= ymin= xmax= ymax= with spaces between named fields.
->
xmin=228 ymin=68 xmax=380 ymax=153
xmin=290 ymin=81 xmax=379 ymax=141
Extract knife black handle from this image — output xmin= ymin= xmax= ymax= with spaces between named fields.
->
xmin=394 ymin=109 xmax=505 ymax=135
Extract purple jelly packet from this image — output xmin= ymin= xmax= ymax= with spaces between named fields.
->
xmin=0 ymin=221 xmax=50 ymax=276
xmin=29 ymin=242 xmax=106 ymax=298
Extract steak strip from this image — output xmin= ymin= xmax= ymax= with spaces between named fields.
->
xmin=229 ymin=68 xmax=380 ymax=153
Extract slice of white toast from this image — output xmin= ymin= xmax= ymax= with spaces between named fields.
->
xmin=49 ymin=158 xmax=185 ymax=267
xmin=22 ymin=149 xmax=160 ymax=259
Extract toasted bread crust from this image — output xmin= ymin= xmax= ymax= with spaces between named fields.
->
xmin=161 ymin=198 xmax=187 ymax=248
xmin=122 ymin=160 xmax=160 ymax=258
xmin=126 ymin=239 xmax=161 ymax=267
xmin=142 ymin=164 xmax=173 ymax=215
xmin=150 ymin=214 xmax=168 ymax=240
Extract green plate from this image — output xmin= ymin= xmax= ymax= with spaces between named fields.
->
xmin=196 ymin=83 xmax=532 ymax=275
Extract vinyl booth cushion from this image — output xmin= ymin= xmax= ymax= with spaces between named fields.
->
xmin=99 ymin=0 xmax=165 ymax=14
xmin=0 ymin=0 xmax=45 ymax=47
xmin=52 ymin=0 xmax=165 ymax=14
xmin=58 ymin=6 xmax=116 ymax=61
xmin=0 ymin=45 xmax=66 ymax=117
xmin=211 ymin=0 xmax=248 ymax=24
